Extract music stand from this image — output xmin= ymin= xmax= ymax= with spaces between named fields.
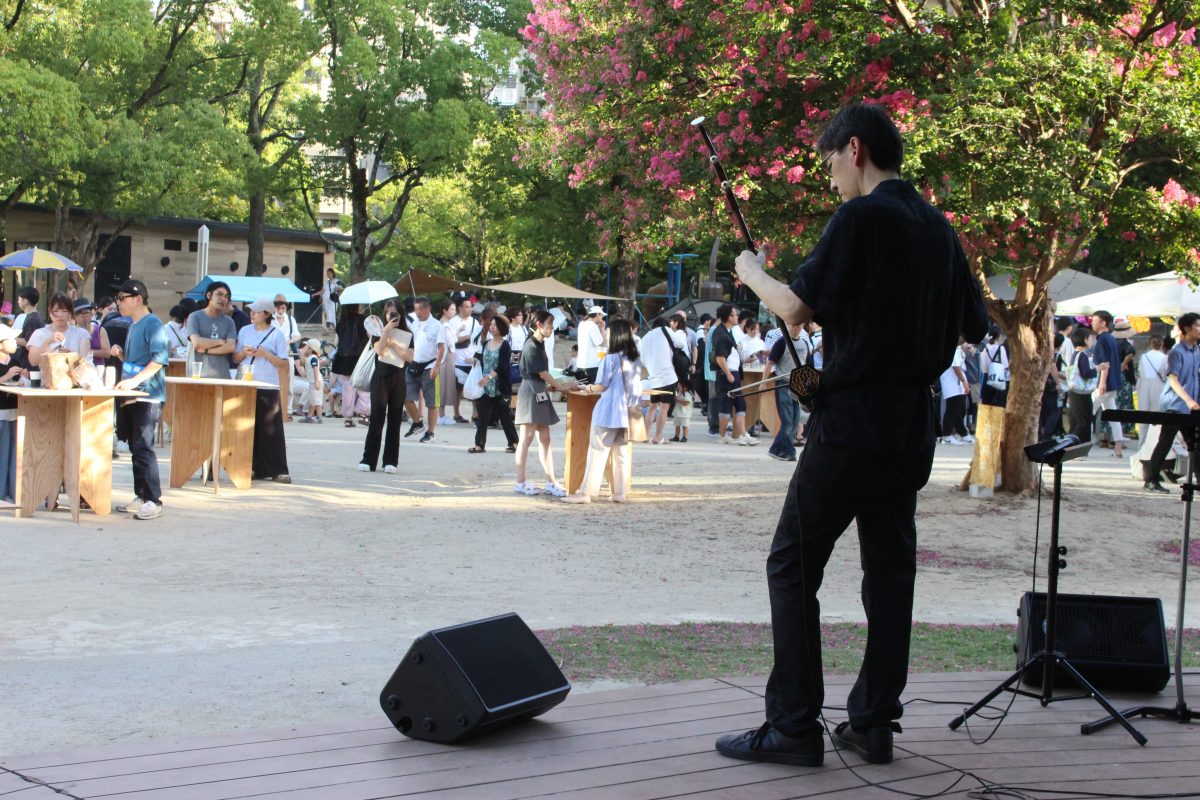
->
xmin=1081 ymin=409 xmax=1200 ymax=735
xmin=948 ymin=435 xmax=1148 ymax=745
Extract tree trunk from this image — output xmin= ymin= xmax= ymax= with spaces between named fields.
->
xmin=247 ymin=191 xmax=266 ymax=275
xmin=995 ymin=303 xmax=1053 ymax=494
xmin=611 ymin=232 xmax=639 ymax=320
xmin=346 ymin=142 xmax=370 ymax=284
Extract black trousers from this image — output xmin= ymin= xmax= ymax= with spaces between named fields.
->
xmin=941 ymin=394 xmax=968 ymax=437
xmin=765 ymin=441 xmax=934 ymax=736
xmin=121 ymin=402 xmax=162 ymax=504
xmin=362 ymin=365 xmax=407 ymax=469
xmin=1066 ymin=392 xmax=1093 ymax=441
xmin=474 ymin=394 xmax=518 ymax=449
xmin=1039 ymin=387 xmax=1063 ymax=440
xmin=253 ymin=389 xmax=290 ymax=479
xmin=1144 ymin=424 xmax=1181 ymax=482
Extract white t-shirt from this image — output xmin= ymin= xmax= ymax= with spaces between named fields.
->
xmin=165 ymin=320 xmax=189 ymax=356
xmin=410 ymin=315 xmax=443 ymax=365
xmin=576 ymin=317 xmax=605 ymax=369
xmin=447 ymin=315 xmax=479 ymax=367
xmin=272 ymin=313 xmax=300 ymax=346
xmin=509 ymin=324 xmax=528 ymax=354
xmin=640 ymin=326 xmax=686 ymax=389
xmin=236 ymin=324 xmax=288 ymax=385
xmin=938 ymin=346 xmax=966 ymax=399
xmin=739 ymin=334 xmax=767 ymax=370
xmin=28 ymin=325 xmax=91 ymax=359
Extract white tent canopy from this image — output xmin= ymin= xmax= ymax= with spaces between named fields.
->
xmin=1054 ymin=274 xmax=1200 ymax=317
xmin=986 ymin=268 xmax=1117 ymax=303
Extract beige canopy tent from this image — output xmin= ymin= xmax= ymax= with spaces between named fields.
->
xmin=393 ymin=268 xmax=485 ymax=295
xmin=393 ymin=269 xmax=622 ymax=301
xmin=483 ymin=276 xmax=623 ymax=301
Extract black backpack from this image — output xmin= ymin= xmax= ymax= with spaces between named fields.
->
xmin=662 ymin=328 xmax=691 ymax=385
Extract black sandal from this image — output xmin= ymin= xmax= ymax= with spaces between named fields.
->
xmin=468 ymin=446 xmax=485 ymax=453
xmin=344 ymin=419 xmax=355 ymax=428
xmin=505 ymin=444 xmax=517 ymax=453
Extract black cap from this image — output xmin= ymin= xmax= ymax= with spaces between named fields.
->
xmin=117 ymin=279 xmax=149 ymax=302
xmin=73 ymin=297 xmax=94 ymax=313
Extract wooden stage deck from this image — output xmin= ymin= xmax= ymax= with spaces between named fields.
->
xmin=3 ymin=671 xmax=1198 ymax=799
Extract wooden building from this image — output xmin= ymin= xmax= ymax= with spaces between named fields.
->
xmin=2 ymin=204 xmax=346 ymax=322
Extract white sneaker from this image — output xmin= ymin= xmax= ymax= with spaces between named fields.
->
xmin=357 ymin=463 xmax=370 ymax=472
xmin=945 ymin=435 xmax=964 ymax=446
xmin=441 ymin=416 xmax=456 ymax=426
xmin=961 ymin=434 xmax=975 ymax=443
xmin=543 ymin=482 xmax=567 ymax=498
xmin=722 ymin=435 xmax=735 ymax=445
xmin=115 ymin=496 xmax=144 ymax=513
xmin=737 ymin=435 xmax=759 ymax=446
xmin=134 ymin=500 xmax=162 ymax=520
xmin=383 ymin=465 xmax=397 ymax=474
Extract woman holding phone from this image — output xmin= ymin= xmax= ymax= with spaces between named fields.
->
xmin=359 ymin=299 xmax=413 ymax=473
xmin=513 ymin=309 xmax=569 ymax=496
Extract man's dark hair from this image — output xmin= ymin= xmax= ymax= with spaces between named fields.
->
xmin=1093 ymin=310 xmax=1114 ymax=329
xmin=607 ymin=318 xmax=640 ymax=362
xmin=1179 ymin=312 xmax=1200 ymax=332
xmin=716 ymin=304 xmax=736 ymax=323
xmin=1070 ymin=328 xmax=1092 ymax=348
xmin=413 ymin=295 xmax=430 ymax=308
xmin=818 ymin=103 xmax=904 ymax=173
xmin=1056 ymin=317 xmax=1075 ymax=333
xmin=205 ymin=281 xmax=230 ymax=300
xmin=16 ymin=286 xmax=39 ymax=306
xmin=651 ymin=316 xmax=668 ymax=329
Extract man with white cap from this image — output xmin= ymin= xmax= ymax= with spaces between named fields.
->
xmin=576 ymin=305 xmax=607 ymax=384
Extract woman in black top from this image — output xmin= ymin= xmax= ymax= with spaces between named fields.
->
xmin=333 ymin=304 xmax=370 ymax=426
xmin=513 ymin=310 xmax=569 ymax=496
xmin=359 ymin=300 xmax=412 ymax=473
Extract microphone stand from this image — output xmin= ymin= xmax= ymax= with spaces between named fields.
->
xmin=1082 ymin=409 xmax=1199 ymax=734
xmin=948 ymin=436 xmax=1148 ymax=745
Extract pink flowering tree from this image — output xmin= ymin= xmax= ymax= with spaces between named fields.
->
xmin=526 ymin=0 xmax=1200 ymax=492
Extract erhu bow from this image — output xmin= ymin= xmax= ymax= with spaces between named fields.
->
xmin=689 ymin=116 xmax=820 ymax=410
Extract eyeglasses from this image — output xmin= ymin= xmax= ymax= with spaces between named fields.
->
xmin=819 ymin=150 xmax=837 ymax=176
xmin=116 ymin=293 xmax=134 ymax=302
xmin=211 ymin=291 xmax=230 ymax=299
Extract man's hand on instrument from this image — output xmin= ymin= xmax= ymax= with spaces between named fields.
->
xmin=734 ymin=249 xmax=766 ymax=284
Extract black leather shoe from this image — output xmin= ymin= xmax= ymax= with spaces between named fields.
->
xmin=1144 ymin=481 xmax=1170 ymax=494
xmin=831 ymin=721 xmax=900 ymax=764
xmin=715 ymin=722 xmax=823 ymax=767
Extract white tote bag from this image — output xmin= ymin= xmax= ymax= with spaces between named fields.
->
xmin=350 ymin=343 xmax=377 ymax=393
xmin=461 ymin=361 xmax=485 ymax=400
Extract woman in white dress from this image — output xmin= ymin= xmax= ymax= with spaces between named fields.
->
xmin=1133 ymin=335 xmax=1177 ymax=479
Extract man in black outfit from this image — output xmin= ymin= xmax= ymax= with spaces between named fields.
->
xmin=715 ymin=104 xmax=988 ymax=767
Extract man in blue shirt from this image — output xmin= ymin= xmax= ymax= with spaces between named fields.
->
xmin=1090 ymin=310 xmax=1127 ymax=457
xmin=112 ymin=279 xmax=169 ymax=520
xmin=1143 ymin=312 xmax=1200 ymax=492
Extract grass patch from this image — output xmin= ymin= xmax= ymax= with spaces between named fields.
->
xmin=535 ymin=622 xmax=1200 ymax=685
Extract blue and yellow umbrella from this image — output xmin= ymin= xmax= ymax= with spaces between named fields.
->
xmin=0 ymin=247 xmax=83 ymax=272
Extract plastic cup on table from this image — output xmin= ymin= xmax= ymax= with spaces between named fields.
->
xmin=190 ymin=362 xmax=203 ymax=379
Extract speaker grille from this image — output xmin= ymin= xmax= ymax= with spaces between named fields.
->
xmin=1027 ymin=594 xmax=1166 ymax=665
xmin=434 ymin=615 xmax=568 ymax=711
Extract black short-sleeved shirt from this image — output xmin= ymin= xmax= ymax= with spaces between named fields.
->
xmin=789 ymin=180 xmax=988 ymax=452
xmin=709 ymin=324 xmax=735 ymax=365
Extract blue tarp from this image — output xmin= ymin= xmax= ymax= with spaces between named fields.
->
xmin=185 ymin=276 xmax=309 ymax=303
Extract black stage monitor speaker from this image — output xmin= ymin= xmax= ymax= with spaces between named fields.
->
xmin=1016 ymin=592 xmax=1169 ymax=692
xmin=380 ymin=613 xmax=571 ymax=743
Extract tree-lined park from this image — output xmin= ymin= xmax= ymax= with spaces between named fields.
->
xmin=2 ymin=0 xmax=1199 ymax=491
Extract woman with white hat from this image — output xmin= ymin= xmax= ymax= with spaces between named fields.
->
xmin=232 ymin=299 xmax=292 ymax=483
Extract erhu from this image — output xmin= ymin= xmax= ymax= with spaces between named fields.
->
xmin=689 ymin=116 xmax=820 ymax=410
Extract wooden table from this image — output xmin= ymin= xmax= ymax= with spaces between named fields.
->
xmin=158 ymin=359 xmax=188 ymax=445
xmin=165 ymin=377 xmax=273 ymax=492
xmin=742 ymin=369 xmax=766 ymax=431
xmin=0 ymin=386 xmax=146 ymax=521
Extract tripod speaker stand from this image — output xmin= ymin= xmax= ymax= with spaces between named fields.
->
xmin=948 ymin=434 xmax=1148 ymax=745
xmin=1081 ymin=408 xmax=1200 ymax=735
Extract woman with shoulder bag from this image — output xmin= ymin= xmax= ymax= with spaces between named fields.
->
xmin=563 ymin=318 xmax=642 ymax=504
xmin=359 ymin=300 xmax=412 ymax=473
xmin=333 ymin=304 xmax=371 ymax=426
xmin=979 ymin=324 xmax=1009 ymax=408
xmin=1064 ymin=327 xmax=1099 ymax=440
xmin=513 ymin=309 xmax=569 ymax=496
xmin=468 ymin=314 xmax=519 ymax=454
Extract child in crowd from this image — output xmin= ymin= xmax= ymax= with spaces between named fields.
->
xmin=671 ymin=382 xmax=692 ymax=443
xmin=294 ymin=339 xmax=325 ymax=423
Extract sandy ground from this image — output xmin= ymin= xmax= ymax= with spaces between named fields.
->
xmin=1 ymin=402 xmax=1192 ymax=756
